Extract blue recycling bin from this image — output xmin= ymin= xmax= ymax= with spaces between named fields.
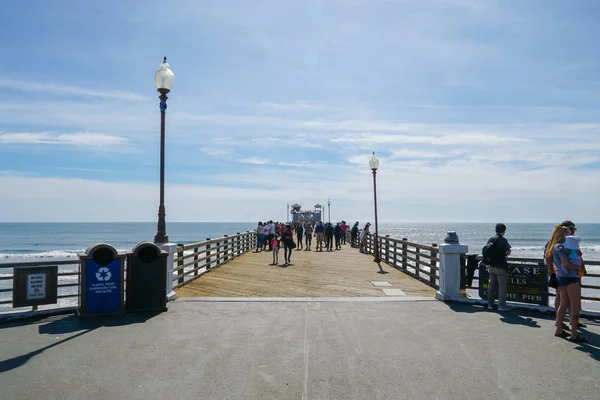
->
xmin=78 ymin=243 xmax=125 ymax=317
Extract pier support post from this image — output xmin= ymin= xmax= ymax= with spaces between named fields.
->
xmin=435 ymin=232 xmax=468 ymax=301
xmin=157 ymin=243 xmax=178 ymax=301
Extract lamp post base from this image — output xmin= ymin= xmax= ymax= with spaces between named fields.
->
xmin=374 ymin=259 xmax=388 ymax=274
xmin=154 ymin=234 xmax=169 ymax=244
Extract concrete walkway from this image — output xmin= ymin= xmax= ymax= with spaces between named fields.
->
xmin=1 ymin=299 xmax=599 ymax=400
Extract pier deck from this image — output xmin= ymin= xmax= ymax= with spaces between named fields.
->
xmin=2 ymin=300 xmax=599 ymax=399
xmin=176 ymin=244 xmax=436 ymax=298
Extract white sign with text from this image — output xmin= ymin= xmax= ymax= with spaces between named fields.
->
xmin=27 ymin=273 xmax=46 ymax=300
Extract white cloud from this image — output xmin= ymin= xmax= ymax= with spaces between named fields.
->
xmin=238 ymin=157 xmax=269 ymax=165
xmin=0 ymin=78 xmax=146 ymax=101
xmin=0 ymin=132 xmax=129 ymax=148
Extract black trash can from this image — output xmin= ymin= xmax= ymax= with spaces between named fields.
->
xmin=465 ymin=254 xmax=479 ymax=288
xmin=126 ymin=242 xmax=168 ymax=313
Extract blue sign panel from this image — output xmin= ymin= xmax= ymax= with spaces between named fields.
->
xmin=85 ymin=259 xmax=122 ymax=315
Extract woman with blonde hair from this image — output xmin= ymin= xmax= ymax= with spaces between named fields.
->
xmin=548 ymin=223 xmax=587 ymax=342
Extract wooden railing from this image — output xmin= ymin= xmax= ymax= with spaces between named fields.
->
xmin=363 ymin=234 xmax=439 ymax=288
xmin=361 ymin=233 xmax=600 ymax=304
xmin=460 ymin=255 xmax=600 ymax=302
xmin=173 ymin=231 xmax=257 ymax=289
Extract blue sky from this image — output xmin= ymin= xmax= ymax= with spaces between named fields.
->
xmin=1 ymin=0 xmax=599 ymax=223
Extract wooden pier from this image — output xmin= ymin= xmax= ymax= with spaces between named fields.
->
xmin=176 ymin=244 xmax=436 ymax=298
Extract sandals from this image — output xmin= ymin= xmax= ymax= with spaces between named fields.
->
xmin=554 ymin=331 xmax=569 ymax=338
xmin=569 ymin=335 xmax=588 ymax=343
xmin=555 ymin=323 xmax=570 ymax=331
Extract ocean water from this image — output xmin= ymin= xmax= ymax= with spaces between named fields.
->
xmin=1 ymin=222 xmax=599 ymax=262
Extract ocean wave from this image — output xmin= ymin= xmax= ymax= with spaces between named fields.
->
xmin=0 ymin=250 xmax=84 ymax=259
xmin=510 ymin=245 xmax=600 ymax=253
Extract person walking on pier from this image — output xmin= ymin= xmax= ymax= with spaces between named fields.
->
xmin=271 ymin=234 xmax=280 ymax=265
xmin=295 ymin=222 xmax=304 ymax=250
xmin=340 ymin=221 xmax=348 ymax=245
xmin=334 ymin=222 xmax=342 ymax=250
xmin=262 ymin=222 xmax=270 ymax=251
xmin=305 ymin=222 xmax=313 ymax=251
xmin=315 ymin=221 xmax=325 ymax=252
xmin=256 ymin=222 xmax=264 ymax=252
xmin=351 ymin=222 xmax=360 ymax=248
xmin=484 ymin=223 xmax=512 ymax=311
xmin=282 ymin=224 xmax=294 ymax=265
xmin=267 ymin=220 xmax=275 ymax=251
xmin=325 ymin=222 xmax=334 ymax=252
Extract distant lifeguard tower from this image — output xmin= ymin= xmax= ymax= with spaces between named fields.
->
xmin=290 ymin=203 xmax=322 ymax=224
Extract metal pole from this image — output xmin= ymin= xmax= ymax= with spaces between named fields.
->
xmin=372 ymin=170 xmax=380 ymax=262
xmin=154 ymin=88 xmax=170 ymax=244
xmin=373 ymin=168 xmax=386 ymax=273
xmin=287 ymin=203 xmax=290 ymax=223
xmin=327 ymin=199 xmax=331 ymax=223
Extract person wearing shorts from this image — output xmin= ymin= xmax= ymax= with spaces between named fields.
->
xmin=315 ymin=221 xmax=325 ymax=252
xmin=552 ymin=225 xmax=586 ymax=342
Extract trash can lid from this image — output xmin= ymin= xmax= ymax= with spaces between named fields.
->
xmin=85 ymin=243 xmax=118 ymax=258
xmin=131 ymin=241 xmax=166 ymax=263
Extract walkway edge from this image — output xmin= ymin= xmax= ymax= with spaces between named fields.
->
xmin=176 ymin=296 xmax=437 ymax=302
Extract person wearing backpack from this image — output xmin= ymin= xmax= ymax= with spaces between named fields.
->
xmin=484 ymin=223 xmax=512 ymax=311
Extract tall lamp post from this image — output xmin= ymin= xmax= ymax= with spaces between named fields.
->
xmin=153 ymin=57 xmax=175 ymax=244
xmin=287 ymin=203 xmax=290 ymax=223
xmin=370 ymin=152 xmax=387 ymax=274
xmin=327 ymin=199 xmax=331 ymax=223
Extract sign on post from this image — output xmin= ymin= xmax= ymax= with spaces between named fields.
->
xmin=13 ymin=266 xmax=58 ymax=308
xmin=479 ymin=263 xmax=549 ymax=306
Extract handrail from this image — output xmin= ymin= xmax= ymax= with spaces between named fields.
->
xmin=362 ymin=234 xmax=600 ymax=303
xmin=172 ymin=231 xmax=257 ymax=287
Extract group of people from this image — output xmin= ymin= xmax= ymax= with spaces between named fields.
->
xmin=483 ymin=220 xmax=587 ymax=343
xmin=255 ymin=220 xmax=351 ymax=266
xmin=349 ymin=221 xmax=373 ymax=254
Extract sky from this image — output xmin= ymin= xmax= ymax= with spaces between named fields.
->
xmin=0 ymin=0 xmax=599 ymax=223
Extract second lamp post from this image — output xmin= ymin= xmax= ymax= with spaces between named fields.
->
xmin=370 ymin=152 xmax=386 ymax=273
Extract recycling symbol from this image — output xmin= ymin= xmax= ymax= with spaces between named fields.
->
xmin=95 ymin=267 xmax=112 ymax=282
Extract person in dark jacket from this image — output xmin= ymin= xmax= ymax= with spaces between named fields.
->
xmin=281 ymin=224 xmax=294 ymax=265
xmin=350 ymin=222 xmax=360 ymax=248
xmin=486 ymin=223 xmax=512 ymax=311
xmin=334 ymin=223 xmax=342 ymax=250
xmin=325 ymin=223 xmax=335 ymax=252
xmin=315 ymin=221 xmax=325 ymax=252
xmin=295 ymin=222 xmax=304 ymax=250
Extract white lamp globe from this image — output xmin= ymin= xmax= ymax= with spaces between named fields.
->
xmin=154 ymin=57 xmax=174 ymax=90
xmin=369 ymin=152 xmax=379 ymax=170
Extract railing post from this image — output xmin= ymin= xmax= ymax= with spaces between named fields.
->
xmin=177 ymin=244 xmax=184 ymax=285
xmin=393 ymin=240 xmax=399 ymax=268
xmin=236 ymin=233 xmax=241 ymax=257
xmin=430 ymin=243 xmax=438 ymax=287
xmin=206 ymin=238 xmax=211 ymax=271
xmin=157 ymin=243 xmax=178 ymax=301
xmin=436 ymin=232 xmax=468 ymax=301
xmin=215 ymin=240 xmax=222 ymax=267
xmin=384 ymin=235 xmax=390 ymax=264
xmin=402 ymin=238 xmax=408 ymax=271
xmin=193 ymin=246 xmax=199 ymax=276
xmin=415 ymin=247 xmax=421 ymax=278
xmin=224 ymin=235 xmax=229 ymax=262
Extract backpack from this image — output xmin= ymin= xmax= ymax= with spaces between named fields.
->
xmin=481 ymin=236 xmax=500 ymax=265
